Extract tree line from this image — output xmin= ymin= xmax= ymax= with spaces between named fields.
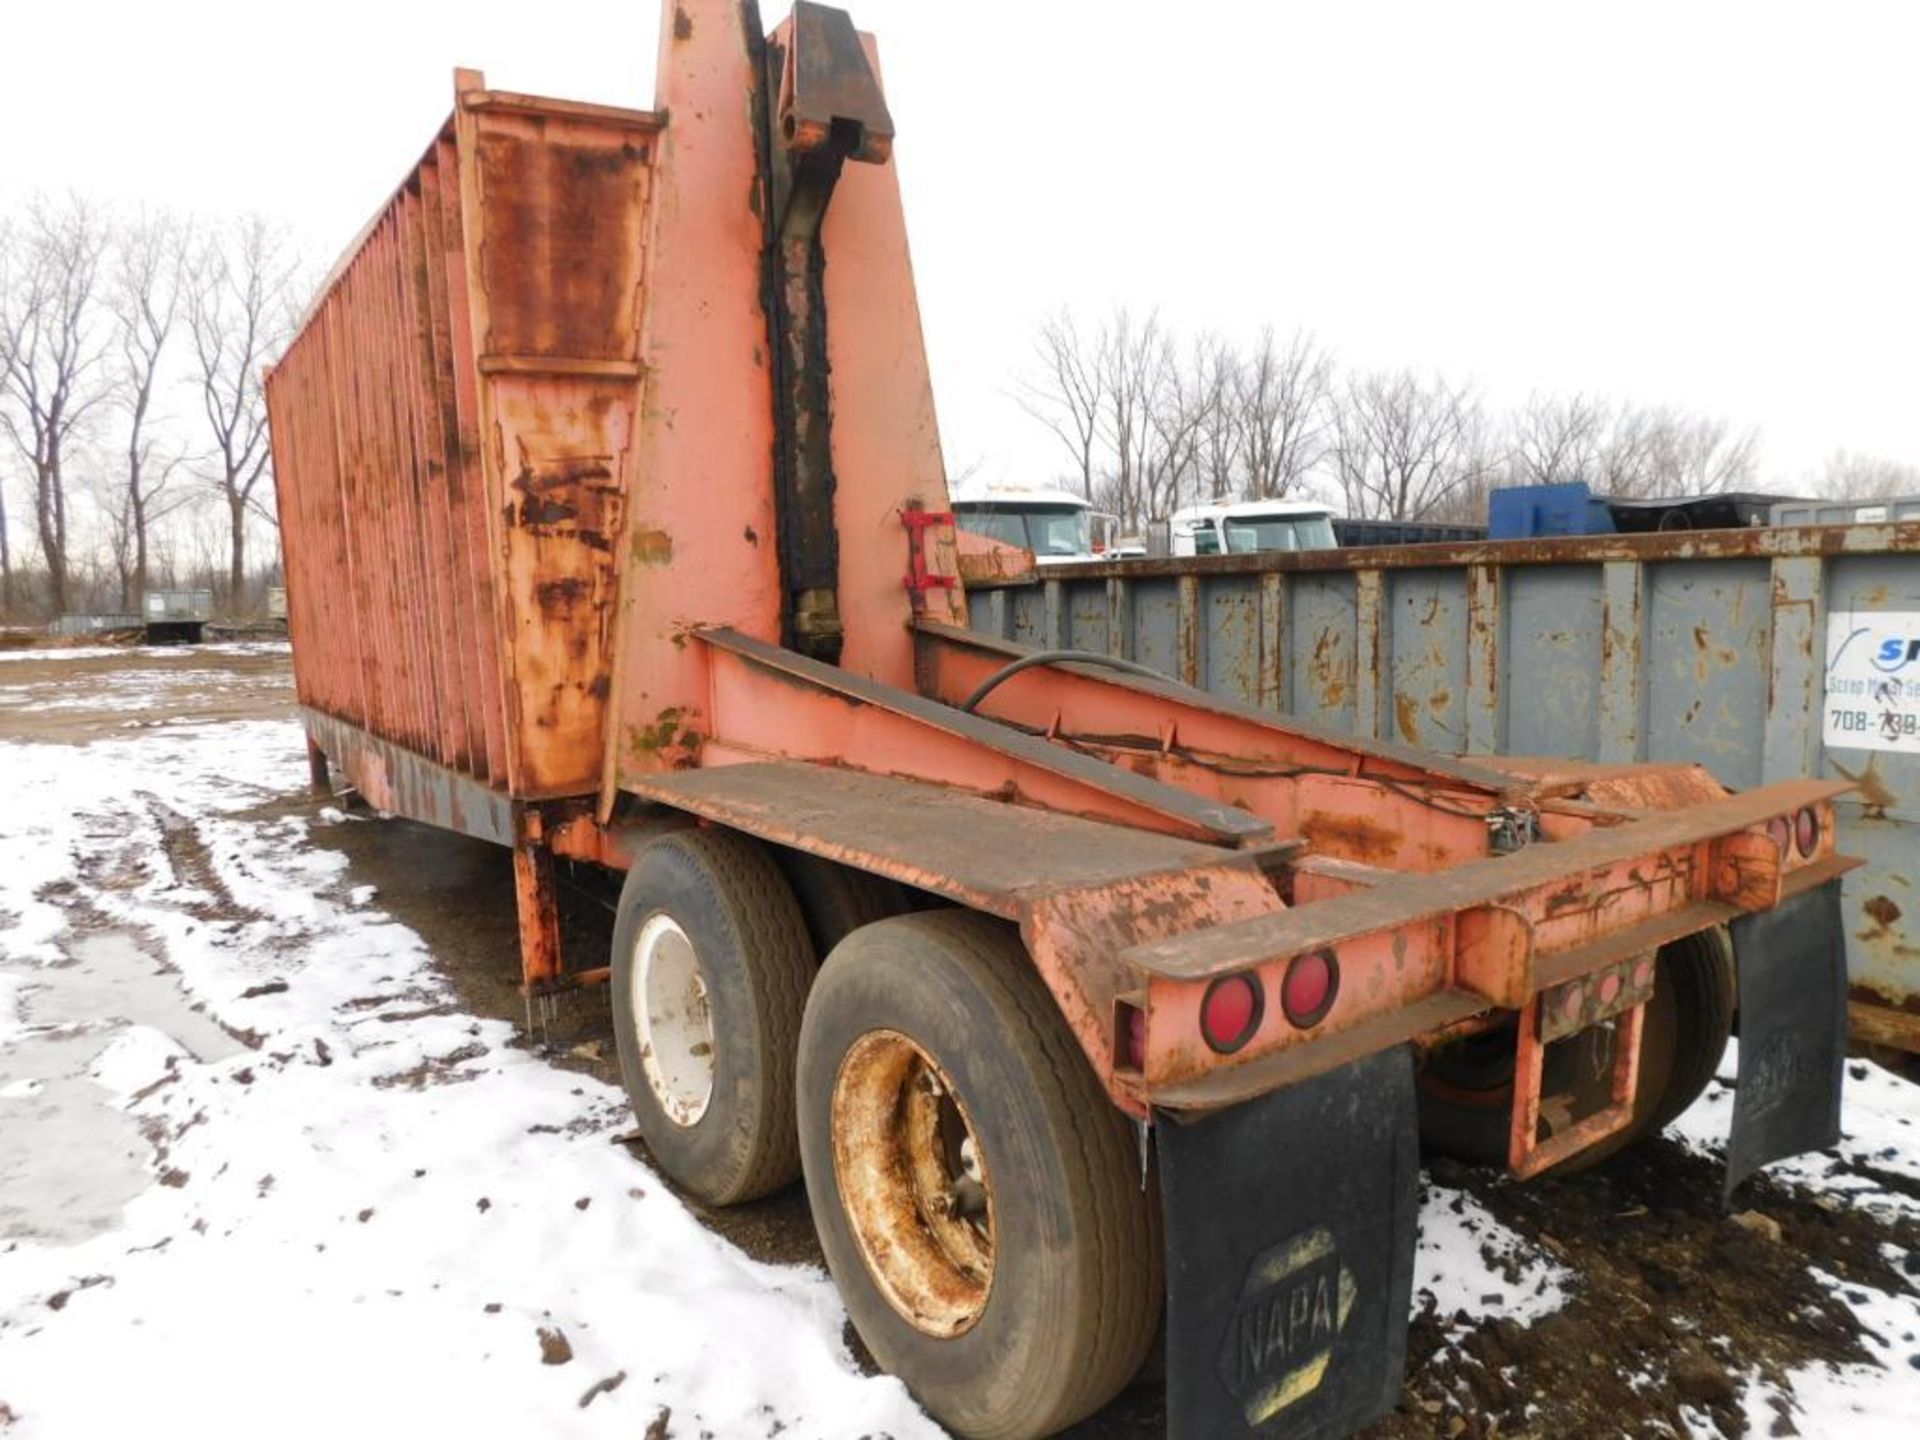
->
xmin=1016 ymin=306 xmax=1920 ymax=532
xmin=0 ymin=194 xmax=298 ymax=622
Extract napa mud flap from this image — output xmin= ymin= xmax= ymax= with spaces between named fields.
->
xmin=1725 ymin=879 xmax=1848 ymax=1199
xmin=1159 ymin=1047 xmax=1418 ymax=1439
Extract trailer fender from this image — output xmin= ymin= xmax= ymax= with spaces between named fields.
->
xmin=1724 ymin=878 xmax=1848 ymax=1198
xmin=1159 ymin=1047 xmax=1417 ymax=1440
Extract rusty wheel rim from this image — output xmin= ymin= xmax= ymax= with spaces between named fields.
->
xmin=831 ymin=1029 xmax=995 ymax=1338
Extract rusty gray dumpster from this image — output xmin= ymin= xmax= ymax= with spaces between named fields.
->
xmin=963 ymin=523 xmax=1920 ymax=1054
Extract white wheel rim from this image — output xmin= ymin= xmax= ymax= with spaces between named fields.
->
xmin=633 ymin=913 xmax=716 ymax=1127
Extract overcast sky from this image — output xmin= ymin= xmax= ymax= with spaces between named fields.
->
xmin=7 ymin=0 xmax=1918 ymax=496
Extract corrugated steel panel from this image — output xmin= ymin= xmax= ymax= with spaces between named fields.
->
xmin=267 ymin=81 xmax=661 ymax=801
xmin=966 ymin=526 xmax=1920 ymax=1020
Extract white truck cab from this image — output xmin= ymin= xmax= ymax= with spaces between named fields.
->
xmin=951 ymin=487 xmax=1118 ymax=565
xmin=1169 ymin=499 xmax=1338 ymax=556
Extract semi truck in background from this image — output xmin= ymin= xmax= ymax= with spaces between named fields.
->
xmin=949 ymin=486 xmax=1132 ymax=562
xmin=1168 ymin=499 xmax=1338 ymax=555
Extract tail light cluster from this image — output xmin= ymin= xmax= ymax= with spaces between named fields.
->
xmin=1768 ymin=807 xmax=1823 ymax=862
xmin=1116 ymin=949 xmax=1345 ymax=1075
xmin=1198 ymin=949 xmax=1342 ymax=1056
xmin=1540 ymin=952 xmax=1657 ymax=1043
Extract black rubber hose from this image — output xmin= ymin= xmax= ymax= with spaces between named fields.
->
xmin=957 ymin=649 xmax=1178 ymax=713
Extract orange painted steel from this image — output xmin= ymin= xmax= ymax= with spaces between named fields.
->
xmin=271 ymin=0 xmax=1860 ymax=1175
xmin=268 ymin=77 xmax=660 ymax=803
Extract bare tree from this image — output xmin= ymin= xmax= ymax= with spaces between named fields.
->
xmin=188 ymin=215 xmax=294 ymax=609
xmin=0 ymin=196 xmax=112 ymax=615
xmin=1595 ymin=404 xmax=1758 ymax=497
xmin=1236 ymin=326 xmax=1332 ymax=500
xmin=1142 ymin=333 xmax=1215 ymax=519
xmin=1014 ymin=309 xmax=1106 ymax=500
xmin=1191 ymin=336 xmax=1242 ymax=502
xmin=109 ymin=209 xmax=192 ymax=609
xmin=0 ymin=440 xmax=12 ymax=614
xmin=1095 ymin=308 xmax=1169 ymax=532
xmin=1818 ymin=448 xmax=1920 ymax=502
xmin=1508 ymin=391 xmax=1607 ymax=486
xmin=1332 ymin=368 xmax=1493 ymax=521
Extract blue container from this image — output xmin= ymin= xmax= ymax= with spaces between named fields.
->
xmin=1488 ymin=482 xmax=1616 ymax=539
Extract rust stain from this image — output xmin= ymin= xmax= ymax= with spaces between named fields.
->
xmin=1300 ymin=810 xmax=1400 ymax=865
xmin=631 ymin=528 xmax=674 ymax=566
xmin=536 ymin=576 xmax=592 ymax=610
xmin=672 ymin=4 xmax=693 ymax=40
xmin=1395 ymin=693 xmax=1421 ymax=744
xmin=1863 ymin=895 xmax=1903 ymax=932
xmin=1311 ymin=628 xmax=1350 ymax=708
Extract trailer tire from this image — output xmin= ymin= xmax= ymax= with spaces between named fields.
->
xmin=797 ymin=911 xmax=1161 ymax=1440
xmin=772 ymin=849 xmax=915 ymax=959
xmin=611 ymin=828 xmax=814 ymax=1206
xmin=1416 ymin=928 xmax=1736 ymax=1172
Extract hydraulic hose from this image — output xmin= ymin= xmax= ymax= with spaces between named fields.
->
xmin=957 ymin=649 xmax=1181 ymax=714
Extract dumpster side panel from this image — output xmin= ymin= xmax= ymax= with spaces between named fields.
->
xmin=454 ymin=84 xmax=656 ymax=797
xmin=1822 ymin=552 xmax=1920 ymax=1026
xmin=269 ymin=88 xmax=659 ymax=802
xmin=1503 ymin=566 xmax=1602 ymax=761
xmin=964 ymin=526 xmax=1920 ymax=1024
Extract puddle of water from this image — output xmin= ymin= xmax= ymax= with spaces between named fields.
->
xmin=0 ymin=930 xmax=243 ymax=1245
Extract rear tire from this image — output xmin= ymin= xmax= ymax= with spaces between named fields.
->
xmin=797 ymin=911 xmax=1161 ymax=1440
xmin=772 ymin=848 xmax=915 ymax=959
xmin=610 ymin=828 xmax=814 ymax=1205
xmin=1416 ymin=928 xmax=1735 ymax=1172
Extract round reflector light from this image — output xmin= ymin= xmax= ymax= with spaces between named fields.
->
xmin=1767 ymin=815 xmax=1792 ymax=855
xmin=1200 ymin=974 xmax=1263 ymax=1054
xmin=1122 ymin=1005 xmax=1149 ymax=1072
xmin=1281 ymin=950 xmax=1340 ymax=1029
xmin=1599 ymin=972 xmax=1622 ymax=1006
xmin=1794 ymin=807 xmax=1819 ymax=857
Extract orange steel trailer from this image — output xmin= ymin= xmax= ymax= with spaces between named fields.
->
xmin=266 ymin=5 xmax=1858 ymax=1436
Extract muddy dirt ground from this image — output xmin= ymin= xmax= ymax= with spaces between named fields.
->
xmin=5 ymin=641 xmax=1917 ymax=1439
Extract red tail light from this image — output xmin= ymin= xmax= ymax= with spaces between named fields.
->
xmin=1119 ymin=1003 xmax=1149 ymax=1071
xmin=1767 ymin=815 xmax=1792 ymax=855
xmin=1281 ymin=950 xmax=1339 ymax=1028
xmin=1200 ymin=974 xmax=1263 ymax=1054
xmin=1795 ymin=807 xmax=1820 ymax=857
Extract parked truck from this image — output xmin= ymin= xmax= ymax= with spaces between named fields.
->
xmin=266 ymin=5 xmax=1856 ymax=1437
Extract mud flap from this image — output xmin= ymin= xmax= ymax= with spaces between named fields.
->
xmin=1159 ymin=1047 xmax=1418 ymax=1439
xmin=1725 ymin=879 xmax=1848 ymax=1199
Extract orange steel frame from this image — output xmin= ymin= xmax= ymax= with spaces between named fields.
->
xmin=272 ymin=0 xmax=1858 ymax=1180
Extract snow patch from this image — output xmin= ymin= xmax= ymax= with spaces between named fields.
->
xmin=1415 ymin=1179 xmax=1573 ymax=1328
xmin=0 ymin=719 xmax=940 ymax=1439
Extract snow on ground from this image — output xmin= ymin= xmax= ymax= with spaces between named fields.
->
xmin=3 ymin=696 xmax=1919 ymax=1438
xmin=0 ymin=718 xmax=940 ymax=1439
xmin=1413 ymin=1181 xmax=1572 ymax=1332
xmin=1671 ymin=1040 xmax=1920 ymax=1224
xmin=0 ymin=641 xmax=290 ymax=665
xmin=1668 ymin=1043 xmax=1920 ymax=1436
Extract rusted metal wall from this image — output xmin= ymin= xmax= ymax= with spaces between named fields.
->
xmin=268 ymin=80 xmax=660 ymax=801
xmin=964 ymin=525 xmax=1920 ymax=1029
